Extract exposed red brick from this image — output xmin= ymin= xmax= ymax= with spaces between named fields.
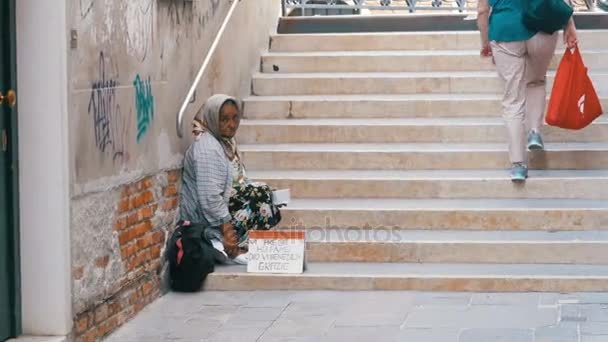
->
xmin=117 ymin=199 xmax=131 ymax=214
xmin=119 ymin=221 xmax=152 ymax=246
xmin=141 ymin=191 xmax=154 ymax=206
xmin=126 ymin=258 xmax=138 ymax=272
xmin=94 ymin=304 xmax=109 ymax=324
xmin=129 ymin=291 xmax=140 ymax=305
xmin=150 ymin=245 xmax=162 ymax=259
xmin=167 ymin=170 xmax=181 ymax=183
xmin=121 ymin=185 xmax=132 ymax=198
xmin=108 ymin=300 xmax=122 ymax=316
xmin=127 ymin=250 xmax=150 ymax=271
xmin=113 ymin=217 xmax=128 ymax=231
xmin=118 ymin=229 xmax=136 ymax=246
xmin=130 ymin=266 xmax=146 ymax=280
xmin=116 ymin=307 xmax=135 ymax=326
xmin=130 ymin=191 xmax=154 ymax=210
xmin=150 ymin=288 xmax=161 ymax=300
xmin=75 ymin=315 xmax=89 ymax=335
xmin=121 ymin=243 xmax=138 ymax=259
xmin=163 ymin=184 xmax=178 ymax=197
xmin=161 ymin=197 xmax=179 ymax=211
xmin=147 ymin=259 xmax=162 ymax=273
xmin=127 ymin=212 xmax=140 ymax=227
xmin=79 ymin=171 xmax=182 ymax=341
xmin=118 ymin=231 xmax=131 ymax=245
xmin=97 ymin=322 xmax=108 ymax=338
xmin=134 ymin=302 xmax=145 ymax=314
xmin=142 ymin=281 xmax=154 ymax=296
xmin=100 ymin=315 xmax=119 ymax=338
xmin=152 ymin=231 xmax=165 ymax=244
xmin=130 ymin=197 xmax=141 ymax=210
xmin=144 ymin=250 xmax=154 ymax=265
xmin=94 ymin=255 xmax=110 ymax=269
xmin=82 ymin=327 xmax=98 ymax=342
xmin=133 ymin=220 xmax=153 ymax=238
xmin=73 ymin=266 xmax=85 ymax=280
xmin=140 ymin=249 xmax=153 ymax=265
xmin=119 ymin=288 xmax=134 ymax=302
xmin=137 ymin=233 xmax=155 ymax=250
xmin=138 ymin=205 xmax=156 ymax=221
xmin=136 ymin=177 xmax=154 ymax=192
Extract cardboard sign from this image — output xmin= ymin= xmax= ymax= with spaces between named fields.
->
xmin=272 ymin=189 xmax=291 ymax=205
xmin=247 ymin=231 xmax=305 ymax=274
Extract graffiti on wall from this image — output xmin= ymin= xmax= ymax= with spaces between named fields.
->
xmin=159 ymin=0 xmax=197 ymax=48
xmin=80 ymin=0 xmax=95 ymax=18
xmin=75 ymin=0 xmax=231 ymax=180
xmin=88 ymin=52 xmax=129 ymax=163
xmin=197 ymin=0 xmax=222 ymax=37
xmin=126 ymin=0 xmax=156 ymax=62
xmin=88 ymin=52 xmax=119 ymax=154
xmin=133 ymin=74 xmax=155 ymax=142
xmin=165 ymin=0 xmax=194 ymax=26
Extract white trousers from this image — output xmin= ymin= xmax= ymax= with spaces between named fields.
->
xmin=491 ymin=32 xmax=558 ymax=164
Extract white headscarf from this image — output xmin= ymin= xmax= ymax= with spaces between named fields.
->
xmin=192 ymin=94 xmax=242 ymax=160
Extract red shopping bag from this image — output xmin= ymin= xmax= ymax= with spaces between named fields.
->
xmin=546 ymin=46 xmax=603 ymax=130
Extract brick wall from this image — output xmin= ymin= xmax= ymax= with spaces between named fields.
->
xmin=74 ymin=170 xmax=181 ymax=342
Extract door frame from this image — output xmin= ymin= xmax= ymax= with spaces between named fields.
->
xmin=5 ymin=0 xmax=21 ymax=337
xmin=15 ymin=0 xmax=72 ymax=337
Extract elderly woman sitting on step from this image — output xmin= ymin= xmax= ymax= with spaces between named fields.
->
xmin=178 ymin=94 xmax=282 ymax=264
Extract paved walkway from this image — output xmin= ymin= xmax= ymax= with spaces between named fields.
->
xmin=105 ymin=291 xmax=608 ymax=342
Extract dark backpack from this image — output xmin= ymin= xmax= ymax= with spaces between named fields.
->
xmin=522 ymin=0 xmax=573 ymax=34
xmin=167 ymin=221 xmax=215 ymax=292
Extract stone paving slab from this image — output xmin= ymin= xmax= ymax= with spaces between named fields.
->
xmin=458 ymin=328 xmax=534 ymax=342
xmin=104 ymin=291 xmax=608 ymax=342
xmin=470 ymin=293 xmax=540 ymax=306
xmin=535 ymin=326 xmax=578 ymax=342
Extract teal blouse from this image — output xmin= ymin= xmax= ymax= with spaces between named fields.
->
xmin=489 ymin=0 xmax=537 ymax=42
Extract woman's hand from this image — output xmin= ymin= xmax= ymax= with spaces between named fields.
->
xmin=477 ymin=0 xmax=491 ymax=58
xmin=480 ymin=41 xmax=493 ymax=58
xmin=564 ymin=18 xmax=578 ymax=49
xmin=221 ymin=222 xmax=240 ymax=258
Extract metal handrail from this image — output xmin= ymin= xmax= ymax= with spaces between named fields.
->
xmin=284 ymin=0 xmax=478 ymax=14
xmin=176 ymin=0 xmax=240 ymax=138
xmin=282 ymin=0 xmax=600 ymax=15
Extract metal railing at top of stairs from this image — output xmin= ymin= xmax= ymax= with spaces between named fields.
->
xmin=281 ymin=0 xmax=603 ymax=16
xmin=176 ymin=0 xmax=240 ymax=138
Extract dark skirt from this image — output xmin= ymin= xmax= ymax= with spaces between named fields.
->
xmin=229 ymin=182 xmax=282 ymax=248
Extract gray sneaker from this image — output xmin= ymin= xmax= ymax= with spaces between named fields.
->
xmin=510 ymin=163 xmax=528 ymax=182
xmin=527 ymin=130 xmax=544 ymax=150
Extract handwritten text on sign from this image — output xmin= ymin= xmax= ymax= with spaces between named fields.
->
xmin=247 ymin=231 xmax=305 ymax=274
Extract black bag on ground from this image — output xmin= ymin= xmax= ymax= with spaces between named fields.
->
xmin=167 ymin=221 xmax=215 ymax=292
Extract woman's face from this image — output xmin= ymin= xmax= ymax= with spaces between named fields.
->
xmin=219 ymin=102 xmax=240 ymax=138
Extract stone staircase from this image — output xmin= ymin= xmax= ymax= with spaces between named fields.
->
xmin=205 ymin=30 xmax=608 ymax=292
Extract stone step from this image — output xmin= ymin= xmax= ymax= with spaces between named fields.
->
xmin=269 ymin=30 xmax=608 ymax=52
xmin=204 ymin=262 xmax=608 ymax=292
xmin=238 ymin=117 xmax=608 ymax=144
xmin=248 ymin=169 xmax=608 ymax=199
xmin=305 ymin=229 xmax=608 ymax=264
xmin=240 ymin=142 xmax=608 ymax=170
xmin=278 ymin=198 xmax=608 ymax=230
xmin=242 ymin=94 xmax=608 ymax=119
xmin=251 ymin=71 xmax=608 ymax=96
xmin=262 ymin=49 xmax=608 ymax=73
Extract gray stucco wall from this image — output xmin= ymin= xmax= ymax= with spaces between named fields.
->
xmin=67 ymin=0 xmax=281 ymax=323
